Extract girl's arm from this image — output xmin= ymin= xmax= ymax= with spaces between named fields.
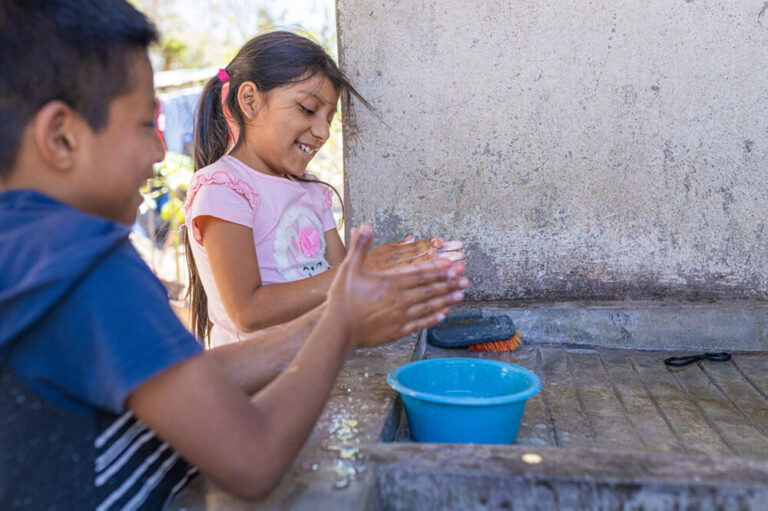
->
xmin=127 ymin=225 xmax=468 ymax=500
xmin=324 ymin=228 xmax=346 ymax=266
xmin=199 ymin=216 xmax=447 ymax=332
xmin=199 ymin=215 xmax=336 ymax=331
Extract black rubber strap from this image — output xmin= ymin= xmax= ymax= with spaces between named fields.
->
xmin=664 ymin=352 xmax=732 ymax=367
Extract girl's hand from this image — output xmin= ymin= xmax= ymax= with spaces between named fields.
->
xmin=435 ymin=238 xmax=466 ymax=263
xmin=328 ymin=224 xmax=468 ymax=349
xmin=365 ymin=235 xmax=465 ymax=271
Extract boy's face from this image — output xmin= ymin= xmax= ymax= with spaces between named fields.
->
xmin=76 ymin=51 xmax=164 ymax=224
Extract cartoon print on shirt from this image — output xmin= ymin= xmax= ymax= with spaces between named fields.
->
xmin=273 ymin=205 xmax=330 ymax=281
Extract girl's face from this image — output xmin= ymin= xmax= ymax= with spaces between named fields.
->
xmin=237 ymin=73 xmax=339 ymax=178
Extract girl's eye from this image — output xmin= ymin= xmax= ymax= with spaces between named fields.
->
xmin=299 ymin=104 xmax=315 ymax=115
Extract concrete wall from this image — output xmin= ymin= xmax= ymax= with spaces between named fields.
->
xmin=337 ymin=1 xmax=768 ymax=301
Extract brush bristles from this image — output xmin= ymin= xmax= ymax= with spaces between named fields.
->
xmin=467 ymin=330 xmax=522 ymax=352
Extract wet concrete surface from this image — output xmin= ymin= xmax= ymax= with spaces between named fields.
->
xmin=168 ymin=303 xmax=768 ymax=510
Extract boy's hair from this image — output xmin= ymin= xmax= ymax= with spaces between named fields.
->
xmin=0 ymin=0 xmax=158 ymax=177
xmin=186 ymin=31 xmax=369 ymax=343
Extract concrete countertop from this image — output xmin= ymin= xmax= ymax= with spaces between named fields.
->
xmin=167 ymin=302 xmax=768 ymax=510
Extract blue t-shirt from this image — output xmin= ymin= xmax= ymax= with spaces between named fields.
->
xmin=0 ymin=190 xmax=203 ymax=510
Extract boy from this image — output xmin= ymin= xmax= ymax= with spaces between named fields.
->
xmin=0 ymin=1 xmax=467 ymax=509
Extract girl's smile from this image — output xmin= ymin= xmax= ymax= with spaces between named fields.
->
xmin=231 ymin=74 xmax=339 ymax=179
xmin=296 ymin=142 xmax=319 ymax=158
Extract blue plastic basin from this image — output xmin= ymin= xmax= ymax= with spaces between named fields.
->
xmin=387 ymin=358 xmax=542 ymax=444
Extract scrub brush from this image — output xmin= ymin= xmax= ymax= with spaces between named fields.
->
xmin=427 ymin=309 xmax=522 ymax=353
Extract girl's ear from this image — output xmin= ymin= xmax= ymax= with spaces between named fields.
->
xmin=32 ymin=100 xmax=80 ymax=172
xmin=237 ymin=81 xmax=263 ymax=120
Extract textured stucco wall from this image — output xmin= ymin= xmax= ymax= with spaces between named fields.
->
xmin=337 ymin=1 xmax=768 ymax=301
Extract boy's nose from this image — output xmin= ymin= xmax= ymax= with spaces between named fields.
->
xmin=152 ymin=130 xmax=166 ymax=163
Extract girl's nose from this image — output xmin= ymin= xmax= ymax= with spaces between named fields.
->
xmin=310 ymin=117 xmax=330 ymax=143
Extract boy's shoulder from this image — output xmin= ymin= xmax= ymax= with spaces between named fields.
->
xmin=0 ymin=189 xmax=130 ymax=345
xmin=1 ymin=188 xmax=201 ymax=413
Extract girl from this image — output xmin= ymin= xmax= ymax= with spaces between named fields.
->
xmin=183 ymin=31 xmax=464 ymax=347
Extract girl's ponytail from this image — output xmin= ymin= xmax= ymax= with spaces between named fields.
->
xmin=193 ymin=75 xmax=232 ymax=170
xmin=184 ymin=228 xmax=209 ymax=344
xmin=185 ymin=74 xmax=233 ymax=344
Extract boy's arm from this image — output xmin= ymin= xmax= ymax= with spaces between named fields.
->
xmin=127 ymin=225 xmax=467 ymax=500
xmin=198 ymin=216 xmax=445 ymax=332
xmin=204 ymin=303 xmax=324 ymax=394
xmin=127 ymin=311 xmax=350 ymax=501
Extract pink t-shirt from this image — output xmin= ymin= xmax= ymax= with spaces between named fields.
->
xmin=183 ymin=155 xmax=337 ymax=347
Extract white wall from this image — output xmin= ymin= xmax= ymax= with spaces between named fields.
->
xmin=338 ymin=1 xmax=768 ymax=301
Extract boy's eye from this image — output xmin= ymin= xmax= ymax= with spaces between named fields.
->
xmin=299 ymin=104 xmax=314 ymax=115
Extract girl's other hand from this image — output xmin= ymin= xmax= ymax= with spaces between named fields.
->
xmin=328 ymin=224 xmax=468 ymax=349
xmin=364 ymin=235 xmax=465 ymax=271
xmin=435 ymin=238 xmax=465 ymax=263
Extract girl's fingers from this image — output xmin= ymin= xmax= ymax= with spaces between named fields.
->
xmin=436 ymin=250 xmax=465 ymax=262
xmin=396 ymin=235 xmax=415 ymax=245
xmin=384 ymin=257 xmax=452 ymax=277
xmin=396 ymin=239 xmax=435 ymax=257
xmin=437 ymin=240 xmax=464 ymax=252
xmin=395 ymin=248 xmax=436 ymax=265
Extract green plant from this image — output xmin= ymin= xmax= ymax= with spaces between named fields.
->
xmin=140 ymin=151 xmax=194 ymax=283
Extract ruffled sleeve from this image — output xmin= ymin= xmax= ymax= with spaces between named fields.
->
xmin=301 ymin=174 xmax=338 ymax=231
xmin=321 ymin=186 xmax=333 ymax=210
xmin=183 ymin=170 xmax=260 ymax=244
xmin=300 ymin=173 xmax=334 ymax=211
xmin=320 ymin=186 xmax=338 ymax=231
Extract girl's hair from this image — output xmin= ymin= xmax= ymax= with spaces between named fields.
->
xmin=185 ymin=31 xmax=369 ymax=344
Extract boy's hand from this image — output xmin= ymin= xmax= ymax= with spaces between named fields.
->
xmin=328 ymin=224 xmax=468 ymax=349
xmin=364 ymin=235 xmax=465 ymax=271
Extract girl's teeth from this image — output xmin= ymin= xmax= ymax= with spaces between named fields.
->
xmin=298 ymin=143 xmax=313 ymax=155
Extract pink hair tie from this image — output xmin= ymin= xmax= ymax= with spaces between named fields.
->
xmin=217 ymin=68 xmax=230 ymax=83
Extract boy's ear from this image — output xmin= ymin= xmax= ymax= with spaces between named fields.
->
xmin=32 ymin=100 xmax=81 ymax=172
xmin=237 ymin=81 xmax=262 ymax=119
